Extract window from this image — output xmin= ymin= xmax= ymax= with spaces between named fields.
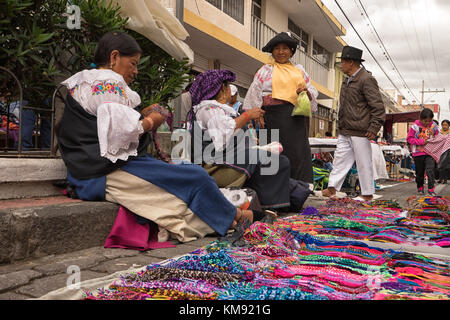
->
xmin=288 ymin=19 xmax=309 ymax=53
xmin=313 ymin=105 xmax=331 ymax=119
xmin=313 ymin=40 xmax=330 ymax=67
xmin=252 ymin=0 xmax=262 ymax=19
xmin=206 ymin=0 xmax=245 ymax=24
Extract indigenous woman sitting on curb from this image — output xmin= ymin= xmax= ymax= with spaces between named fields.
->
xmin=243 ymin=32 xmax=319 ymax=184
xmin=57 ymin=31 xmax=257 ymax=243
xmin=188 ymin=69 xmax=292 ymax=211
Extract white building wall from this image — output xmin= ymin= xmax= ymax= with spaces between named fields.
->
xmin=262 ymin=0 xmax=288 ymax=32
xmin=184 ymin=0 xmax=252 ymax=43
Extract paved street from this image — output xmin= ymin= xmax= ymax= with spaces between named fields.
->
xmin=0 ymin=181 xmax=448 ymax=300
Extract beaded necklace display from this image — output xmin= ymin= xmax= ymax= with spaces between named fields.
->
xmin=83 ymin=196 xmax=449 ymax=301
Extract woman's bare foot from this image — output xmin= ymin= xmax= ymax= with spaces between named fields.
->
xmin=231 ymin=208 xmax=253 ymax=228
xmin=360 ymin=195 xmax=373 ymax=201
xmin=321 ymin=187 xmax=336 ymax=198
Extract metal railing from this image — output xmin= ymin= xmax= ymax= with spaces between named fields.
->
xmin=0 ymin=66 xmax=59 ymax=158
xmin=251 ymin=15 xmax=330 ymax=87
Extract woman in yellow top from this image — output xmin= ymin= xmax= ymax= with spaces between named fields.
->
xmin=243 ymin=32 xmax=318 ymax=183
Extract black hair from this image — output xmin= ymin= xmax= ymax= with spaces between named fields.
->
xmin=213 ymin=81 xmax=230 ymax=100
xmin=419 ymin=108 xmax=434 ymax=120
xmin=184 ymin=82 xmax=193 ymax=92
xmin=442 ymin=119 xmax=450 ymax=126
xmin=94 ymin=31 xmax=142 ymax=67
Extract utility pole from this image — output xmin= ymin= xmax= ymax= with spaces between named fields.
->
xmin=420 ymin=80 xmax=445 ymax=109
xmin=172 ymin=0 xmax=185 ymax=128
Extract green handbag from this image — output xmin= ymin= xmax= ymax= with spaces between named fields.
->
xmin=292 ymin=91 xmax=311 ymax=117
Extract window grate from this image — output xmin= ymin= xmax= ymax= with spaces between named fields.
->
xmin=288 ymin=19 xmax=309 ymax=53
xmin=206 ymin=0 xmax=244 ymax=24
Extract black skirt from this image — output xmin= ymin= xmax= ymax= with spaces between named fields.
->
xmin=190 ymin=119 xmax=291 ymax=209
xmin=263 ymin=102 xmax=313 ymax=183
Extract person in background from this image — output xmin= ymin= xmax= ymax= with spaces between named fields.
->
xmin=243 ymin=32 xmax=319 ymax=183
xmin=228 ymin=84 xmax=242 ymax=113
xmin=320 ymin=46 xmax=386 ymax=202
xmin=179 ymin=82 xmax=193 ymax=127
xmin=325 ymin=131 xmax=332 ymax=138
xmin=440 ymin=119 xmax=450 ymax=136
xmin=406 ymin=108 xmax=440 ymax=195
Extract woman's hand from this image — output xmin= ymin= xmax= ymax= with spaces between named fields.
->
xmin=144 ymin=112 xmax=164 ymax=131
xmin=256 ymin=116 xmax=265 ymax=129
xmin=246 ymin=107 xmax=265 ymax=120
xmin=141 ymin=103 xmax=169 ymax=119
xmin=235 ymin=108 xmax=265 ymax=130
xmin=296 ymin=83 xmax=307 ymax=94
xmin=140 ymin=103 xmax=168 ymax=131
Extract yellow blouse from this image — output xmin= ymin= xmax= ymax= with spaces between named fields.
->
xmin=270 ymin=59 xmax=306 ymax=106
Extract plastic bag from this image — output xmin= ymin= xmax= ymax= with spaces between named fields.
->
xmin=292 ymin=91 xmax=311 ymax=117
xmin=252 ymin=141 xmax=283 ymax=154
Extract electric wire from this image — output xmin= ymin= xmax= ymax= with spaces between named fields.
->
xmin=357 ymin=0 xmax=420 ymax=103
xmin=334 ymin=0 xmax=412 ymax=104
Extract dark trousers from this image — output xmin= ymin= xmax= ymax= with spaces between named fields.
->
xmin=15 ymin=110 xmax=51 ymax=150
xmin=413 ymin=155 xmax=436 ymax=189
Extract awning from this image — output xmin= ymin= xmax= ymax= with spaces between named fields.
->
xmin=385 ymin=111 xmax=421 ymax=124
xmin=383 ymin=111 xmax=420 ymax=143
xmin=112 ymin=0 xmax=194 ymax=64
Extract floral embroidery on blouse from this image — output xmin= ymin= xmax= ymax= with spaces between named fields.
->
xmin=91 ymin=81 xmax=128 ymax=100
xmin=69 ymin=84 xmax=79 ymax=97
xmin=203 ymin=105 xmax=221 ymax=112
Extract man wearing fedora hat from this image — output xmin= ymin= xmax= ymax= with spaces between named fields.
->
xmin=321 ymin=46 xmax=385 ymax=201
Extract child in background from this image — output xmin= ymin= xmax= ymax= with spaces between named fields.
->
xmin=407 ymin=108 xmax=440 ymax=195
xmin=441 ymin=120 xmax=450 ymax=136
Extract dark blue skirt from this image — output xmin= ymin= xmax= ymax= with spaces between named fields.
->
xmin=66 ymin=155 xmax=237 ymax=236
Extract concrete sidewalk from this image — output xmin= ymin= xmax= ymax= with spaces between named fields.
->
xmin=0 ymin=181 xmax=448 ymax=300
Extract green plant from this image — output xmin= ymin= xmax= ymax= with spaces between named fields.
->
xmin=0 ymin=0 xmax=58 ymax=103
xmin=128 ymin=30 xmax=192 ymax=110
xmin=0 ymin=0 xmax=190 ymax=113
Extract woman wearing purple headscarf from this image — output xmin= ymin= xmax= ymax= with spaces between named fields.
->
xmin=188 ymin=69 xmax=292 ymax=211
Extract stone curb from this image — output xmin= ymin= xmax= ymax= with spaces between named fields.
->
xmin=0 ymin=201 xmax=119 ymax=264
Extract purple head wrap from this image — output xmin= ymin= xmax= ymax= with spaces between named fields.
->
xmin=189 ymin=69 xmax=236 ymax=106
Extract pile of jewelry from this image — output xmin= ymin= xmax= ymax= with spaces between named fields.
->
xmin=84 ymin=219 xmax=449 ymax=300
xmin=276 ymin=197 xmax=449 ymax=247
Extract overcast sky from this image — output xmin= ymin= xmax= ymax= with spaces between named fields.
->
xmin=322 ymin=0 xmax=450 ymax=122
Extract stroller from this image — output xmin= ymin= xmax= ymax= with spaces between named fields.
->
xmin=342 ymin=165 xmax=360 ymax=197
xmin=313 ymin=166 xmax=330 ymax=191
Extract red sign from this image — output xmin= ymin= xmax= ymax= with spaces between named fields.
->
xmin=431 ymin=104 xmax=440 ymax=113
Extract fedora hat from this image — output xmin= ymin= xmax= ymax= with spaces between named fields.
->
xmin=341 ymin=46 xmax=365 ymax=62
xmin=262 ymin=32 xmax=298 ymax=55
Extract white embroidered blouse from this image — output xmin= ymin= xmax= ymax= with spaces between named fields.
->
xmin=243 ymin=63 xmax=319 ymax=112
xmin=61 ymin=69 xmax=144 ymax=163
xmin=193 ymin=100 xmax=238 ymax=152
